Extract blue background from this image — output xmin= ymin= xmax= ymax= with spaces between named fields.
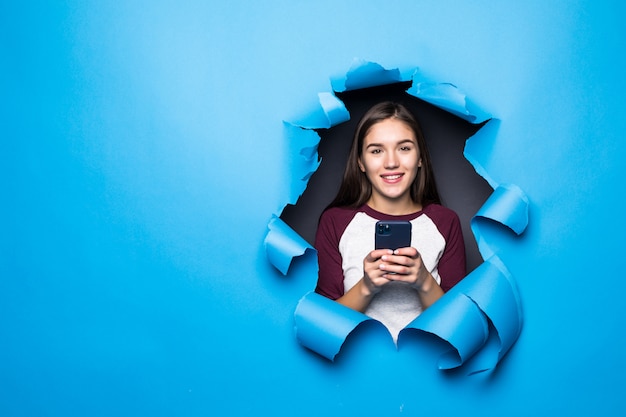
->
xmin=2 ymin=1 xmax=625 ymax=415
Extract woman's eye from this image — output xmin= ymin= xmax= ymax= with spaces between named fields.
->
xmin=371 ymin=149 xmax=382 ymax=154
xmin=400 ymin=146 xmax=412 ymax=151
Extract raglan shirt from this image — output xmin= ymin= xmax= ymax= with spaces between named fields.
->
xmin=314 ymin=204 xmax=466 ymax=340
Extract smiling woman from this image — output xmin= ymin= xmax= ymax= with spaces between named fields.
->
xmin=313 ymin=102 xmax=466 ymax=340
xmin=280 ymin=81 xmax=491 ymax=273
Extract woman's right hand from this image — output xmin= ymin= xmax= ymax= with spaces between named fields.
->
xmin=362 ymin=248 xmax=395 ymax=295
xmin=336 ymin=248 xmax=395 ymax=312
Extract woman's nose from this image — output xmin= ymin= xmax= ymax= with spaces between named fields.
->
xmin=384 ymin=151 xmax=399 ymax=168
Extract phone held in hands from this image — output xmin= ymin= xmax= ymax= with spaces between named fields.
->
xmin=375 ymin=220 xmax=412 ymax=251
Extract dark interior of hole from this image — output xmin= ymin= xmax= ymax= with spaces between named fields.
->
xmin=280 ymin=82 xmax=492 ymax=273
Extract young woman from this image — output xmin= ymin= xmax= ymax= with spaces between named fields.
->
xmin=314 ymin=101 xmax=466 ymax=340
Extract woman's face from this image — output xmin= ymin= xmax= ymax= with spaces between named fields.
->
xmin=358 ymin=118 xmax=422 ymax=213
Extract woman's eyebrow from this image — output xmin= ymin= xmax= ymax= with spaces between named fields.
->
xmin=365 ymin=139 xmax=415 ymax=148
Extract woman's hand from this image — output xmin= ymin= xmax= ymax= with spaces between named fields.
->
xmin=378 ymin=246 xmax=444 ymax=308
xmin=362 ymin=248 xmax=395 ymax=295
xmin=338 ymin=246 xmax=443 ymax=312
xmin=335 ymin=248 xmax=395 ymax=312
xmin=378 ymin=247 xmax=431 ymax=291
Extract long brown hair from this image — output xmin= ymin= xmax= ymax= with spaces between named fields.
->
xmin=328 ymin=101 xmax=441 ymax=209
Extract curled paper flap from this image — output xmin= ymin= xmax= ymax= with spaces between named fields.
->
xmin=401 ymin=292 xmax=489 ymax=369
xmin=294 ymin=292 xmax=385 ymax=361
xmin=400 ymin=256 xmax=523 ymax=374
xmin=330 ymin=59 xmax=411 ymax=93
xmin=318 ymin=92 xmax=351 ymax=127
xmin=289 ymin=92 xmax=350 ymax=129
xmin=264 ymin=216 xmax=313 ymax=275
xmin=282 ymin=123 xmax=322 ymax=206
xmin=471 ymin=183 xmax=530 ymax=260
xmin=463 ymin=118 xmax=500 ymax=189
xmin=407 ymin=78 xmax=491 ymax=124
xmin=475 ymin=183 xmax=529 ymax=235
xmin=456 ymin=256 xmax=523 ymax=365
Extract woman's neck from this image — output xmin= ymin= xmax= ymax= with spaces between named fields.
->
xmin=366 ymin=196 xmax=422 ymax=216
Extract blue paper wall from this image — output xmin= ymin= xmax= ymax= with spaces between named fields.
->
xmin=2 ymin=1 xmax=625 ymax=415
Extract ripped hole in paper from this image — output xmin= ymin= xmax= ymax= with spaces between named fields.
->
xmin=279 ymin=81 xmax=492 ymax=272
xmin=265 ymin=60 xmax=528 ymax=373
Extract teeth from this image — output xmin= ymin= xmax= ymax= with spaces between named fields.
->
xmin=383 ymin=175 xmax=401 ymax=180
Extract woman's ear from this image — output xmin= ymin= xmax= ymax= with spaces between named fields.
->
xmin=358 ymin=158 xmax=365 ymax=172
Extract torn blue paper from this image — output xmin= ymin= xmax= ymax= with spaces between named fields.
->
xmin=330 ymin=59 xmax=413 ymax=93
xmin=463 ymin=118 xmax=501 ymax=189
xmin=294 ymin=292 xmax=388 ymax=361
xmin=265 ymin=59 xmax=529 ymax=372
xmin=288 ymin=92 xmax=350 ymax=130
xmin=471 ymin=183 xmax=530 ymax=260
xmin=407 ymin=76 xmax=492 ymax=124
xmin=264 ymin=215 xmax=313 ymax=275
xmin=281 ymin=123 xmax=322 ymax=206
xmin=400 ymin=255 xmax=523 ymax=374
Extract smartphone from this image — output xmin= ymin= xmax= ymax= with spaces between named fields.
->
xmin=375 ymin=220 xmax=412 ymax=250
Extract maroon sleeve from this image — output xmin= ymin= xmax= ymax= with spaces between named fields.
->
xmin=429 ymin=205 xmax=467 ymax=292
xmin=314 ymin=208 xmax=350 ymax=300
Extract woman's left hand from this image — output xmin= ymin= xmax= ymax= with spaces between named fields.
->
xmin=379 ymin=246 xmax=445 ymax=309
xmin=378 ymin=247 xmax=431 ymax=291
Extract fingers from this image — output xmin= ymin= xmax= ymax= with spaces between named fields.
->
xmin=363 ymin=249 xmax=394 ymax=291
xmin=366 ymin=248 xmax=393 ymax=262
xmin=381 ymin=250 xmax=418 ymax=269
xmin=379 ymin=248 xmax=424 ymax=282
xmin=379 ymin=259 xmax=413 ymax=276
xmin=364 ymin=248 xmax=423 ymax=288
xmin=365 ymin=247 xmax=417 ymax=266
xmin=392 ymin=246 xmax=418 ymax=258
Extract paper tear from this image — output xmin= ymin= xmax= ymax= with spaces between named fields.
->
xmin=474 ymin=183 xmax=529 ymax=235
xmin=265 ymin=59 xmax=528 ymax=373
xmin=463 ymin=118 xmax=501 ymax=189
xmin=471 ymin=183 xmax=529 ymax=260
xmin=276 ymin=92 xmax=349 ymax=211
xmin=265 ymin=216 xmax=313 ymax=275
xmin=407 ymin=77 xmax=491 ymax=124
xmin=401 ymin=292 xmax=490 ymax=369
xmin=400 ymin=255 xmax=523 ymax=374
xmin=294 ymin=291 xmax=388 ymax=361
xmin=288 ymin=92 xmax=350 ymax=130
xmin=281 ymin=123 xmax=322 ymax=207
xmin=318 ymin=92 xmax=351 ymax=127
xmin=330 ymin=59 xmax=412 ymax=93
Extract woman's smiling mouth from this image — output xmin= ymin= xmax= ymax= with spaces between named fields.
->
xmin=381 ymin=173 xmax=404 ymax=183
